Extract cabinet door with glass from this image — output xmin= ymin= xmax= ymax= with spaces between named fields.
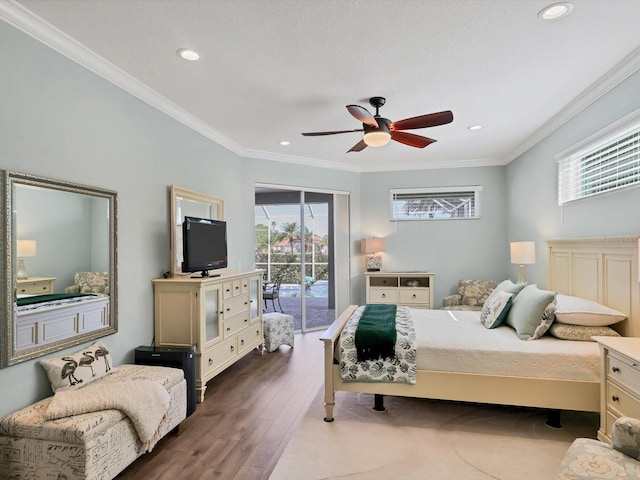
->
xmin=200 ymin=283 xmax=223 ymax=349
xmin=249 ymin=274 xmax=262 ymax=323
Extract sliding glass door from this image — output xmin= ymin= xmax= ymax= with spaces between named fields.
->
xmin=255 ymin=185 xmax=350 ymax=332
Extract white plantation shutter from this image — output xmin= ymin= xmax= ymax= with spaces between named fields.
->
xmin=390 ymin=186 xmax=482 ymax=220
xmin=558 ymin=112 xmax=640 ymax=205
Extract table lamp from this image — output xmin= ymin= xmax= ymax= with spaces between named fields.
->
xmin=361 ymin=238 xmax=386 ymax=271
xmin=510 ymin=241 xmax=535 ymax=284
xmin=17 ymin=240 xmax=37 ymax=280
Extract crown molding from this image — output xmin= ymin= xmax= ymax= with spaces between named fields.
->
xmin=504 ymin=46 xmax=640 ymax=163
xmin=360 ymin=157 xmax=508 ymax=173
xmin=242 ymin=148 xmax=363 ymax=172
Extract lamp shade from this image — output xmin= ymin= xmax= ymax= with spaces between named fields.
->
xmin=361 ymin=238 xmax=386 ymax=253
xmin=510 ymin=241 xmax=535 ymax=265
xmin=17 ymin=240 xmax=37 ymax=257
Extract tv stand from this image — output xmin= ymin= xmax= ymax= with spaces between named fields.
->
xmin=153 ymin=270 xmax=264 ymax=402
xmin=192 ymin=273 xmax=220 ymax=278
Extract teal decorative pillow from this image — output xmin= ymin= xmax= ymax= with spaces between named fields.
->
xmin=506 ymin=284 xmax=557 ymax=340
xmin=480 ymin=290 xmax=513 ymax=328
xmin=549 ymin=323 xmax=620 ymax=341
xmin=493 ymin=279 xmax=526 ymax=297
xmin=40 ymin=342 xmax=117 ymax=393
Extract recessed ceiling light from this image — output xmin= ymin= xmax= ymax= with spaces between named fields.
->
xmin=177 ymin=48 xmax=200 ymax=61
xmin=279 ymin=141 xmax=290 ymax=146
xmin=468 ymin=125 xmax=482 ymax=131
xmin=538 ymin=2 xmax=573 ymax=21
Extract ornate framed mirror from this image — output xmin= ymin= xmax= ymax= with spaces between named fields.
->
xmin=0 ymin=171 xmax=117 ymax=368
xmin=170 ymin=185 xmax=224 ymax=277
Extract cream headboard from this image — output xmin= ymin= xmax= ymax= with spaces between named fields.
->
xmin=547 ymin=236 xmax=639 ymax=337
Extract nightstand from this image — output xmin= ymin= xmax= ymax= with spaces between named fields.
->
xmin=365 ymin=271 xmax=434 ymax=309
xmin=595 ymin=336 xmax=640 ymax=443
xmin=16 ymin=277 xmax=56 ymax=295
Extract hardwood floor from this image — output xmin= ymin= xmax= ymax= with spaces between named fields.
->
xmin=117 ymin=331 xmax=324 ymax=480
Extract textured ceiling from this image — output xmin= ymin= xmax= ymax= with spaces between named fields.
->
xmin=6 ymin=0 xmax=640 ymax=172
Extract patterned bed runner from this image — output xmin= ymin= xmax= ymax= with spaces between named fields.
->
xmin=339 ymin=305 xmax=416 ymax=384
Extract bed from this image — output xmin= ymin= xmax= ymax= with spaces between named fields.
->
xmin=320 ymin=236 xmax=640 ymax=422
xmin=15 ymin=293 xmax=110 ymax=352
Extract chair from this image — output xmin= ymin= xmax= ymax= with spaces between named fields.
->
xmin=263 ymin=276 xmax=283 ymax=312
xmin=554 ymin=417 xmax=640 ymax=479
xmin=64 ymin=272 xmax=109 ymax=295
xmin=441 ymin=279 xmax=499 ymax=311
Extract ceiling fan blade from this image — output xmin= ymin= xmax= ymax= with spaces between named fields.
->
xmin=347 ymin=139 xmax=368 ymax=153
xmin=390 ymin=110 xmax=454 ymax=131
xmin=391 ymin=131 xmax=437 ymax=149
xmin=301 ymin=128 xmax=364 ymax=136
xmin=346 ymin=105 xmax=379 ymax=128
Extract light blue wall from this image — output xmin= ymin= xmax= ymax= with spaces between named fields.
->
xmin=360 ymin=167 xmax=509 ymax=304
xmin=506 ymin=70 xmax=640 ymax=286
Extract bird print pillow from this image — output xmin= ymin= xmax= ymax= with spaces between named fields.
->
xmin=40 ymin=342 xmax=117 ymax=393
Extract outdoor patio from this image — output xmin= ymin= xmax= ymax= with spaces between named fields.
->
xmin=262 ymin=281 xmax=336 ymax=331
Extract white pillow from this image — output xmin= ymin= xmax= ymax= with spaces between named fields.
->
xmin=554 ymin=294 xmax=626 ymax=326
xmin=40 ymin=342 xmax=117 ymax=393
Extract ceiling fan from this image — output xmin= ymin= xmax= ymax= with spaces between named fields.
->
xmin=301 ymin=96 xmax=453 ymax=153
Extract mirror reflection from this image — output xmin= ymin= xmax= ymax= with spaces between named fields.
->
xmin=170 ymin=186 xmax=223 ymax=276
xmin=2 ymin=171 xmax=117 ymax=368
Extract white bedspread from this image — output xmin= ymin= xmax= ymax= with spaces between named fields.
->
xmin=413 ymin=309 xmax=600 ymax=382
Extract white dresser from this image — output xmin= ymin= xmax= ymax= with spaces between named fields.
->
xmin=16 ymin=277 xmax=56 ymax=295
xmin=153 ymin=270 xmax=263 ymax=402
xmin=365 ymin=271 xmax=434 ymax=309
xmin=595 ymin=336 xmax=640 ymax=443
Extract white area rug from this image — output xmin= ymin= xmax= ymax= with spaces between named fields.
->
xmin=270 ymin=390 xmax=599 ymax=480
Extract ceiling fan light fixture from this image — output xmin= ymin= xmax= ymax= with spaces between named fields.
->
xmin=363 ymin=130 xmax=391 ymax=147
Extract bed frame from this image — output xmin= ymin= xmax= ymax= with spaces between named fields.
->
xmin=320 ymin=236 xmax=640 ymax=422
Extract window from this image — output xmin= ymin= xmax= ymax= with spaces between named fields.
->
xmin=558 ymin=110 xmax=640 ymax=205
xmin=390 ymin=186 xmax=482 ymax=221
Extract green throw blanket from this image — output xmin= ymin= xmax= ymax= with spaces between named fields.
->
xmin=17 ymin=293 xmax=97 ymax=307
xmin=354 ymin=304 xmax=397 ymax=361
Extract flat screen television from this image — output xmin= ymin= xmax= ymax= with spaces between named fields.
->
xmin=182 ymin=216 xmax=228 ymax=277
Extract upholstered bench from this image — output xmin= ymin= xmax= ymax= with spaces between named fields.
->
xmin=263 ymin=312 xmax=294 ymax=352
xmin=0 ymin=364 xmax=187 ymax=480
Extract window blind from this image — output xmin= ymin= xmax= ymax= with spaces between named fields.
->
xmin=558 ymin=120 xmax=640 ymax=205
xmin=390 ymin=186 xmax=481 ymax=220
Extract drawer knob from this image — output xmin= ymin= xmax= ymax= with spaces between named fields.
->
xmin=381 ymin=293 xmax=386 ymax=298
xmin=226 ymin=327 xmax=231 ymax=331
xmin=241 ymin=339 xmax=245 ymax=346
xmin=227 ymin=308 xmax=231 ymax=312
xmin=612 ymin=367 xmax=620 ymax=373
xmin=244 ymin=319 xmax=248 ymax=323
xmin=412 ymin=294 xmax=416 ymax=299
xmin=208 ymin=358 xmax=213 ymax=366
xmin=230 ymin=345 xmax=235 ymax=352
xmin=256 ymin=330 xmax=260 ymax=336
xmin=612 ymin=395 xmax=620 ymax=402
